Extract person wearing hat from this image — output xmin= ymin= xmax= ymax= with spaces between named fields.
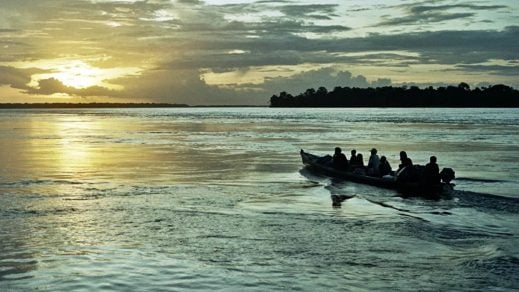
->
xmin=367 ymin=148 xmax=380 ymax=176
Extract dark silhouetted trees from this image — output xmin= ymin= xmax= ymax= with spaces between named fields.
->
xmin=270 ymin=83 xmax=519 ymax=107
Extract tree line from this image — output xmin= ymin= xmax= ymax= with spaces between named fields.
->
xmin=270 ymin=83 xmax=519 ymax=107
xmin=0 ymin=103 xmax=189 ymax=109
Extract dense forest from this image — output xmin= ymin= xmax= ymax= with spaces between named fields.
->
xmin=270 ymin=83 xmax=519 ymax=107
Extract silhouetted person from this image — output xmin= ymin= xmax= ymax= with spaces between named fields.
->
xmin=424 ymin=156 xmax=440 ymax=185
xmin=357 ymin=153 xmax=364 ymax=167
xmin=396 ymin=151 xmax=415 ymax=182
xmin=379 ymin=156 xmax=393 ymax=176
xmin=351 ymin=152 xmax=366 ymax=175
xmin=350 ymin=149 xmax=358 ymax=167
xmin=332 ymin=147 xmax=348 ymax=170
xmin=398 ymin=151 xmax=413 ymax=171
xmin=367 ymin=148 xmax=380 ymax=176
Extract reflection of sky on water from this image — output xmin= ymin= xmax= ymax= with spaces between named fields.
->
xmin=1 ymin=107 xmax=518 ymax=199
xmin=0 ymin=108 xmax=518 ymax=290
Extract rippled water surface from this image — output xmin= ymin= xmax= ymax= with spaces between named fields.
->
xmin=1 ymin=108 xmax=518 ymax=291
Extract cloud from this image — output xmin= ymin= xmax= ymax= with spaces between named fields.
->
xmin=25 ymin=77 xmax=117 ymax=97
xmin=378 ymin=12 xmax=475 ymax=26
xmin=377 ymin=3 xmax=508 ymax=26
xmin=1 ymin=0 xmax=518 ymax=104
xmin=376 ymin=26 xmax=519 ymax=64
xmin=176 ymin=19 xmax=350 ymax=34
xmin=0 ymin=66 xmax=42 ymax=89
xmin=160 ymin=25 xmax=519 ymax=70
xmin=245 ymin=67 xmax=392 ymax=97
xmin=176 ymin=0 xmax=202 ymax=4
xmin=292 ymin=26 xmax=519 ymax=64
xmin=455 ymin=64 xmax=519 ymax=76
xmin=279 ymin=4 xmax=339 ymax=19
xmin=26 ymin=78 xmax=72 ymax=95
xmin=409 ymin=4 xmax=508 ymax=14
xmin=106 ymin=68 xmax=255 ymax=105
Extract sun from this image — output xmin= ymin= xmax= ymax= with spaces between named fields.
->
xmin=52 ymin=60 xmax=103 ymax=89
xmin=19 ymin=58 xmax=142 ymax=93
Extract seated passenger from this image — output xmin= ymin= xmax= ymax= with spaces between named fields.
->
xmin=367 ymin=148 xmax=380 ymax=176
xmin=351 ymin=153 xmax=366 ymax=174
xmin=378 ymin=156 xmax=393 ymax=176
xmin=396 ymin=151 xmax=418 ymax=182
xmin=350 ymin=149 xmax=358 ymax=166
xmin=398 ymin=151 xmax=413 ymax=171
xmin=332 ymin=147 xmax=349 ymax=170
xmin=423 ymin=156 xmax=440 ymax=185
xmin=357 ymin=153 xmax=365 ymax=167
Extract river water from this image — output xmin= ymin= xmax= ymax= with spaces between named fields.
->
xmin=1 ymin=108 xmax=518 ymax=291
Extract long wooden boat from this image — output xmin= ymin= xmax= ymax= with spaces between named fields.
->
xmin=300 ymin=149 xmax=454 ymax=197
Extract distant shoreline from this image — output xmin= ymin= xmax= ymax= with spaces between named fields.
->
xmin=2 ymin=103 xmax=519 ymax=109
xmin=0 ymin=103 xmax=265 ymax=109
xmin=270 ymin=84 xmax=519 ymax=107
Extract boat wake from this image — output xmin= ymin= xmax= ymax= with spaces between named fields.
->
xmin=452 ymin=190 xmax=519 ymax=213
xmin=455 ymin=177 xmax=510 ymax=183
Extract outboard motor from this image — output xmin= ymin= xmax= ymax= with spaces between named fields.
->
xmin=440 ymin=168 xmax=455 ymax=184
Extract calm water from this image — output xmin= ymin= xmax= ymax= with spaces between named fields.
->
xmin=1 ymin=108 xmax=518 ymax=291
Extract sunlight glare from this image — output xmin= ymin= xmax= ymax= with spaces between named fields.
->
xmin=19 ymin=58 xmax=142 ymax=92
xmin=52 ymin=60 xmax=102 ymax=89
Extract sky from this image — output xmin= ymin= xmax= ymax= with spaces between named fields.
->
xmin=0 ymin=0 xmax=518 ymax=105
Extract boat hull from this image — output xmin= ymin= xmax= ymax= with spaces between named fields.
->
xmin=300 ymin=150 xmax=452 ymax=198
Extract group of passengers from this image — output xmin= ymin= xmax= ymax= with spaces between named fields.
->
xmin=332 ymin=147 xmax=441 ymax=184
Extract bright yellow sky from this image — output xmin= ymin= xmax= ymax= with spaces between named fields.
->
xmin=0 ymin=0 xmax=518 ymax=105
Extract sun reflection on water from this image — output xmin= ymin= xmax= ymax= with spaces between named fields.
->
xmin=52 ymin=116 xmax=95 ymax=178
